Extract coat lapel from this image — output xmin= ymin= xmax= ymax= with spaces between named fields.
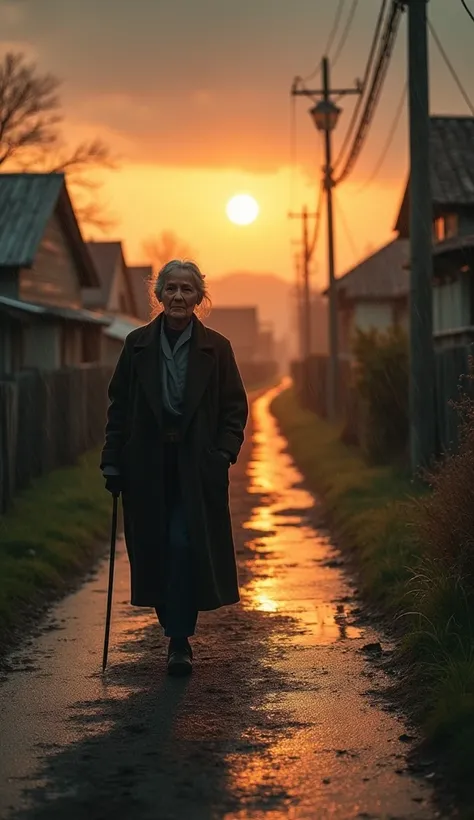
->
xmin=133 ymin=315 xmax=163 ymax=427
xmin=181 ymin=318 xmax=215 ymax=435
xmin=133 ymin=315 xmax=215 ymax=434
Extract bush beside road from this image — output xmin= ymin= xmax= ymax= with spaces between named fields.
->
xmin=0 ymin=449 xmax=110 ymax=654
xmin=271 ymin=386 xmax=474 ymax=811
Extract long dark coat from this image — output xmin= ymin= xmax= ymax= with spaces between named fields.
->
xmin=100 ymin=314 xmax=249 ymax=610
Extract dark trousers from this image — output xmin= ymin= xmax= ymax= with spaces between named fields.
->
xmin=156 ymin=443 xmax=198 ymax=639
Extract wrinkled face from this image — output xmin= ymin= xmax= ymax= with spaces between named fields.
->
xmin=160 ymin=269 xmax=200 ymax=323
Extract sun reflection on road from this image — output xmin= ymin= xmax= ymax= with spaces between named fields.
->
xmin=240 ymin=383 xmax=363 ymax=646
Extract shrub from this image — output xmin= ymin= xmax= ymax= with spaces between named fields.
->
xmin=353 ymin=325 xmax=409 ymax=465
xmin=413 ymin=391 xmax=474 ymax=591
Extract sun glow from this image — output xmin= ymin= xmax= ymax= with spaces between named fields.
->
xmin=226 ymin=193 xmax=260 ymax=226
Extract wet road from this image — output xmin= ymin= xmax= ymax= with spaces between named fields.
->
xmin=0 ymin=386 xmax=442 ymax=819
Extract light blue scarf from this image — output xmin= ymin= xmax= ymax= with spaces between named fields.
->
xmin=160 ymin=319 xmax=193 ymax=417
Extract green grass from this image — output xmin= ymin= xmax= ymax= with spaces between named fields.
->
xmin=271 ymin=387 xmax=474 ymax=810
xmin=0 ymin=449 xmax=111 ymax=637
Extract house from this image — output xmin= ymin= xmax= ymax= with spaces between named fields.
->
xmin=83 ymin=241 xmax=143 ymax=365
xmin=0 ymin=173 xmax=110 ymax=376
xmin=256 ymin=322 xmax=276 ymax=363
xmin=128 ymin=265 xmax=154 ymax=323
xmin=395 ymin=116 xmax=474 ymax=349
xmin=324 ymin=239 xmax=410 ymax=360
xmin=205 ymin=306 xmax=259 ymax=364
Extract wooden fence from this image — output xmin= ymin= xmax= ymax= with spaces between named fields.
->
xmin=0 ymin=365 xmax=113 ymax=514
xmin=292 ymin=344 xmax=474 ymax=458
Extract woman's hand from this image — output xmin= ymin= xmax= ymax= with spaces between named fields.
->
xmin=102 ymin=465 xmax=122 ymax=496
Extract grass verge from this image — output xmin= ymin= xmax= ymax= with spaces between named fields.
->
xmin=0 ymin=448 xmax=111 ymax=652
xmin=271 ymin=387 xmax=474 ymax=814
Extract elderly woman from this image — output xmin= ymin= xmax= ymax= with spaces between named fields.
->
xmin=101 ymin=260 xmax=248 ymax=676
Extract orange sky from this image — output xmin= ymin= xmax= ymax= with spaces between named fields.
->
xmin=2 ymin=0 xmax=474 ymax=289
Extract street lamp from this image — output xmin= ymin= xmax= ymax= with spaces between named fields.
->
xmin=309 ymin=100 xmax=341 ymax=133
xmin=310 ymin=66 xmax=341 ymax=422
xmin=291 ymin=57 xmax=360 ymax=422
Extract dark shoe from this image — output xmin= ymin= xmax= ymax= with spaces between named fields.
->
xmin=167 ymin=647 xmax=193 ymax=677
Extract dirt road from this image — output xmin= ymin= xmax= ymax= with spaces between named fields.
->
xmin=0 ymin=387 xmax=444 ymax=819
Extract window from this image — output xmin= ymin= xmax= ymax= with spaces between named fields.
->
xmin=445 ymin=213 xmax=458 ymax=238
xmin=433 ymin=213 xmax=458 ymax=242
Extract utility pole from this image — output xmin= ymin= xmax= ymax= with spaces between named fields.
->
xmin=291 ymin=60 xmax=360 ymax=421
xmin=291 ymin=243 xmax=304 ymax=359
xmin=289 ymin=207 xmax=316 ymax=363
xmin=406 ymin=0 xmax=436 ymax=470
xmin=322 ymin=57 xmax=339 ymax=423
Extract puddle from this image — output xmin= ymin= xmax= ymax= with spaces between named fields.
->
xmin=241 ymin=388 xmax=363 ymax=646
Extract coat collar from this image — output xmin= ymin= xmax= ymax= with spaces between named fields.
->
xmin=133 ymin=314 xmax=215 ymax=432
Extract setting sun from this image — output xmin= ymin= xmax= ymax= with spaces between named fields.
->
xmin=226 ymin=194 xmax=260 ymax=226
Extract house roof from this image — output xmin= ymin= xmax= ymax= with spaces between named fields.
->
xmin=395 ymin=117 xmax=474 ymax=235
xmin=325 ymin=238 xmax=410 ymax=301
xmin=0 ymin=294 xmax=111 ymax=325
xmin=0 ymin=173 xmax=99 ymax=287
xmin=104 ymin=313 xmax=144 ymax=341
xmin=128 ymin=265 xmax=153 ymax=322
xmin=85 ymin=240 xmax=137 ymax=315
xmin=85 ymin=241 xmax=122 ymax=307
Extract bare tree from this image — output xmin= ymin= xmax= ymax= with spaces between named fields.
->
xmin=0 ymin=52 xmax=117 ymax=230
xmin=143 ymin=230 xmax=195 ymax=270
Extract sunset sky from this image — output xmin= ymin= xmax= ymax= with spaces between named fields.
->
xmin=2 ymin=0 xmax=474 ymax=289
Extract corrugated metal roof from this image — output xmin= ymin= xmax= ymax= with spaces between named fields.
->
xmin=328 ymin=239 xmax=410 ymax=300
xmin=430 ymin=117 xmax=474 ymax=204
xmin=0 ymin=294 xmax=110 ymax=325
xmin=104 ymin=313 xmax=143 ymax=341
xmin=0 ymin=173 xmax=65 ymax=266
xmin=433 ymin=233 xmax=474 ymax=256
xmin=395 ymin=117 xmax=474 ymax=235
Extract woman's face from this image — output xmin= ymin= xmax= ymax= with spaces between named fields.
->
xmin=161 ymin=269 xmax=200 ymax=325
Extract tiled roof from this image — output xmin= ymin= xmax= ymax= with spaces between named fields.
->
xmin=327 ymin=239 xmax=410 ymax=300
xmin=128 ymin=265 xmax=153 ymax=322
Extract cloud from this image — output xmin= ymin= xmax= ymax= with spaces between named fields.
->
xmin=0 ymin=0 xmax=28 ymax=27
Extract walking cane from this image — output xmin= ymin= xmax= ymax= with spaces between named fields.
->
xmin=102 ymin=492 xmax=119 ymax=673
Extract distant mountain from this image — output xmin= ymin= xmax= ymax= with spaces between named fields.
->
xmin=208 ymin=271 xmax=294 ymax=339
xmin=208 ymin=271 xmax=328 ymax=361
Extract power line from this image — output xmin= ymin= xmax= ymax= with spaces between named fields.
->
xmin=335 ymin=0 xmax=403 ymax=185
xmin=357 ymin=82 xmax=407 ymax=192
xmin=460 ymin=0 xmax=474 ymax=24
xmin=300 ymin=0 xmax=346 ymax=83
xmin=332 ymin=0 xmax=359 ymax=69
xmin=289 ymin=94 xmax=298 ymax=211
xmin=428 ymin=19 xmax=474 ymax=116
xmin=325 ymin=0 xmax=347 ymax=57
xmin=335 ymin=0 xmax=389 ymax=169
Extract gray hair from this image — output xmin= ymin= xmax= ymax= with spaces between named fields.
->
xmin=153 ymin=259 xmax=209 ymax=307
